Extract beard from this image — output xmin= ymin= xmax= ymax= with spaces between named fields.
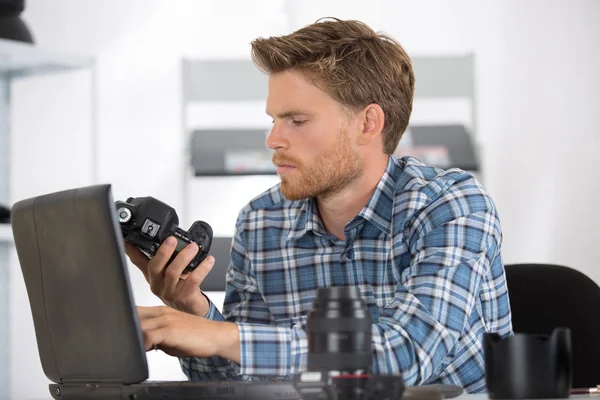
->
xmin=273 ymin=128 xmax=363 ymax=201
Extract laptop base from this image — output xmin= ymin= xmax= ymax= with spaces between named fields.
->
xmin=50 ymin=380 xmax=302 ymax=400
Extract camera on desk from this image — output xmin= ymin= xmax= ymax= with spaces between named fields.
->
xmin=115 ymin=196 xmax=213 ymax=273
xmin=293 ymin=287 xmax=405 ymax=400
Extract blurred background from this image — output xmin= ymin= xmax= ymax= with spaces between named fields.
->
xmin=0 ymin=0 xmax=599 ymax=398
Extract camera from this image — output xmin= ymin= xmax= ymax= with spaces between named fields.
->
xmin=293 ymin=287 xmax=405 ymax=400
xmin=115 ymin=196 xmax=212 ymax=273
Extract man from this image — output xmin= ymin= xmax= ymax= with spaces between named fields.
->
xmin=128 ymin=18 xmax=512 ymax=393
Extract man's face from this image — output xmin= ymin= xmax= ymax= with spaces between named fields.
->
xmin=265 ymin=70 xmax=363 ymax=201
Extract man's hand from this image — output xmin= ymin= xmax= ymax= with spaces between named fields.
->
xmin=125 ymin=237 xmax=215 ymax=317
xmin=137 ymin=306 xmax=240 ymax=363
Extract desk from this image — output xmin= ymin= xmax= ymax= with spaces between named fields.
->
xmin=17 ymin=391 xmax=599 ymax=400
xmin=459 ymin=396 xmax=595 ymax=400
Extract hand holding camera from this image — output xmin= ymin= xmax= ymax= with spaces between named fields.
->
xmin=115 ymin=196 xmax=215 ymax=317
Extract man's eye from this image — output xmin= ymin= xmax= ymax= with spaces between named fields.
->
xmin=292 ymin=120 xmax=307 ymax=126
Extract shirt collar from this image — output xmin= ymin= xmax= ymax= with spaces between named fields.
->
xmin=287 ymin=198 xmax=323 ymax=241
xmin=355 ymin=156 xmax=399 ymax=237
xmin=287 ymin=156 xmax=401 ymax=241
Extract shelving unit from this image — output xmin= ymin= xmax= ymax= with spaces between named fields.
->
xmin=0 ymin=38 xmax=95 ymax=398
xmin=0 ymin=38 xmax=96 ymax=203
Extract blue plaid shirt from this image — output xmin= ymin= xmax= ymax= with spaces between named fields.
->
xmin=180 ymin=156 xmax=513 ymax=393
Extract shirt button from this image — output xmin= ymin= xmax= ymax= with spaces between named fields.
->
xmin=346 ymin=249 xmax=354 ymax=259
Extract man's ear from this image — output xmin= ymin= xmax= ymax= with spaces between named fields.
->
xmin=358 ymin=103 xmax=385 ymax=146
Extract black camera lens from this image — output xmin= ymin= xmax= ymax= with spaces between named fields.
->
xmin=306 ymin=286 xmax=372 ymax=374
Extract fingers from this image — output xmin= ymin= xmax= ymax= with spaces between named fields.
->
xmin=163 ymin=242 xmax=200 ymax=294
xmin=185 ymin=255 xmax=216 ymax=287
xmin=137 ymin=306 xmax=216 ymax=357
xmin=173 ymin=256 xmax=215 ymax=317
xmin=147 ymin=236 xmax=178 ymax=279
xmin=137 ymin=305 xmax=167 ymax=320
xmin=135 ymin=238 xmax=209 ymax=315
xmin=137 ymin=306 xmax=169 ymax=351
xmin=140 ymin=313 xmax=167 ymax=332
xmin=142 ymin=325 xmax=169 ymax=352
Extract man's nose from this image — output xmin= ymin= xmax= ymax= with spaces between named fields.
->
xmin=266 ymin=123 xmax=287 ymax=150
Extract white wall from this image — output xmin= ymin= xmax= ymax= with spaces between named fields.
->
xmin=8 ymin=0 xmax=600 ymax=398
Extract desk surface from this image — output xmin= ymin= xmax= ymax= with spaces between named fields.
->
xmin=462 ymin=396 xmax=595 ymax=400
xmin=19 ymin=392 xmax=598 ymax=400
xmin=461 ymin=396 xmax=598 ymax=400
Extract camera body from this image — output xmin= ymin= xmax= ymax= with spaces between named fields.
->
xmin=293 ymin=287 xmax=405 ymax=400
xmin=115 ymin=196 xmax=212 ymax=273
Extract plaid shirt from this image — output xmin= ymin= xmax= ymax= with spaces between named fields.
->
xmin=180 ymin=156 xmax=513 ymax=393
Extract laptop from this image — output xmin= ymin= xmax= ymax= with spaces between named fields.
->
xmin=9 ymin=184 xmax=301 ymax=400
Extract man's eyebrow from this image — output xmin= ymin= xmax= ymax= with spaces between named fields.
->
xmin=265 ymin=109 xmax=313 ymax=119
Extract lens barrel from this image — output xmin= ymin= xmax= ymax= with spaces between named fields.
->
xmin=306 ymin=286 xmax=372 ymax=374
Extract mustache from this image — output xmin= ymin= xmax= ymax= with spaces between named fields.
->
xmin=272 ymin=154 xmax=303 ymax=168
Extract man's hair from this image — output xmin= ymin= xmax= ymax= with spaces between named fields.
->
xmin=251 ymin=18 xmax=415 ymax=154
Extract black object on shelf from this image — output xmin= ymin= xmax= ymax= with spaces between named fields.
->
xmin=0 ymin=0 xmax=34 ymax=43
xmin=190 ymin=129 xmax=276 ymax=177
xmin=0 ymin=204 xmax=10 ymax=223
xmin=395 ymin=124 xmax=479 ymax=172
xmin=190 ymin=125 xmax=479 ymax=177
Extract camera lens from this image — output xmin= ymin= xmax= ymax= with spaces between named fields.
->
xmin=306 ymin=286 xmax=372 ymax=374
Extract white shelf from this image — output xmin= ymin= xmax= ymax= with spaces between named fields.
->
xmin=0 ymin=38 xmax=93 ymax=78
xmin=0 ymin=224 xmax=13 ymax=243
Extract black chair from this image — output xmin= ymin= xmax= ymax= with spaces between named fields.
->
xmin=202 ymin=236 xmax=233 ymax=291
xmin=505 ymin=263 xmax=600 ymax=388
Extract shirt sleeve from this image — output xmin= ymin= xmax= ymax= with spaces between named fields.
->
xmin=370 ymin=200 xmax=509 ymax=386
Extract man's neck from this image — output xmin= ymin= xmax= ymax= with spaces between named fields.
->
xmin=316 ymin=155 xmax=389 ymax=240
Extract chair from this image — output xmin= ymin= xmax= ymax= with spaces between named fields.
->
xmin=505 ymin=263 xmax=600 ymax=388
